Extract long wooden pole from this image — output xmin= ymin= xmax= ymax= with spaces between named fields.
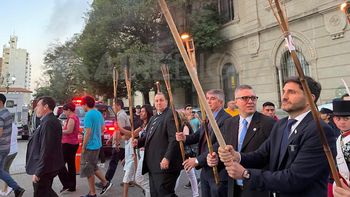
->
xmin=199 ymin=103 xmax=220 ymax=185
xmin=113 ymin=67 xmax=118 ymax=99
xmin=160 ymin=64 xmax=186 ymax=162
xmin=183 ymin=36 xmax=221 ymax=185
xmin=270 ymin=0 xmax=340 ymax=186
xmin=123 ymin=57 xmax=138 ymax=172
xmin=158 ymin=0 xmax=226 ymax=148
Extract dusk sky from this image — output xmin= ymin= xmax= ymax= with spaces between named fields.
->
xmin=0 ymin=0 xmax=92 ymax=90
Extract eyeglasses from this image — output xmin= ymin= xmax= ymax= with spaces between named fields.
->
xmin=235 ymin=96 xmax=259 ymax=102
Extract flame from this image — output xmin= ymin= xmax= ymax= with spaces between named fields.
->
xmin=180 ymin=33 xmax=190 ymax=40
xmin=341 ymin=2 xmax=348 ymax=12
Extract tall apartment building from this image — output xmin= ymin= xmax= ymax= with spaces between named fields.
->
xmin=1 ymin=35 xmax=32 ymax=90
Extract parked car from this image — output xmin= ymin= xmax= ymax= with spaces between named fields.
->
xmin=58 ymin=105 xmax=86 ymax=143
xmin=58 ymin=105 xmax=85 ymax=131
xmin=58 ymin=102 xmax=118 ymax=154
xmin=318 ymin=102 xmax=333 ymax=111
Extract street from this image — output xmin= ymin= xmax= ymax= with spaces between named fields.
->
xmin=5 ymin=140 xmax=195 ymax=197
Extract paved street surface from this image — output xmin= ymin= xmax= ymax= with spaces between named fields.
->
xmin=4 ymin=140 xmax=196 ymax=197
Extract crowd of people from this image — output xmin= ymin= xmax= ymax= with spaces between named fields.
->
xmin=0 ymin=75 xmax=349 ymax=197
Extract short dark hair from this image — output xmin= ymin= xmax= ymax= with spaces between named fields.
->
xmin=263 ymin=102 xmax=275 ymax=108
xmin=135 ymin=105 xmax=141 ymax=109
xmin=114 ymin=98 xmax=124 ymax=108
xmin=63 ymin=102 xmax=76 ymax=112
xmin=0 ymin=94 xmax=6 ymax=105
xmin=184 ymin=104 xmax=192 ymax=109
xmin=81 ymin=96 xmax=95 ymax=108
xmin=283 ymin=76 xmax=321 ymax=103
xmin=38 ymin=96 xmax=56 ymax=111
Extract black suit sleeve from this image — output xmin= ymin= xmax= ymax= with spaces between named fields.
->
xmin=137 ymin=134 xmax=146 ymax=148
xmin=35 ymin=119 xmax=61 ymax=177
xmin=243 ymin=123 xmax=336 ymax=193
xmin=164 ymin=112 xmax=178 ymax=161
xmin=185 ymin=128 xmax=200 ymax=145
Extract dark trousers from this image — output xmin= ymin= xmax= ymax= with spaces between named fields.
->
xmin=33 ymin=171 xmax=58 ymax=197
xmin=57 ymin=143 xmax=79 ymax=189
xmin=105 ymin=148 xmax=125 ymax=181
xmin=231 ymin=180 xmax=269 ymax=197
xmin=200 ymin=171 xmax=227 ymax=197
xmin=99 ymin=137 xmax=106 ymax=163
xmin=148 ymin=171 xmax=180 ymax=197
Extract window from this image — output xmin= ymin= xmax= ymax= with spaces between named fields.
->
xmin=277 ymin=49 xmax=310 ymax=106
xmin=219 ymin=0 xmax=234 ymax=23
xmin=6 ymin=100 xmax=15 ymax=108
xmin=222 ymin=63 xmax=239 ymax=103
xmin=280 ymin=49 xmax=310 ymax=83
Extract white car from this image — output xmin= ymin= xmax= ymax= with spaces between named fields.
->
xmin=318 ymin=103 xmax=333 ymax=111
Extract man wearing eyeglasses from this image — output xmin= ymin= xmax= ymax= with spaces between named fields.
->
xmin=207 ymin=85 xmax=275 ymax=197
xmin=176 ymin=89 xmax=231 ymax=197
xmin=216 ymin=76 xmax=336 ymax=197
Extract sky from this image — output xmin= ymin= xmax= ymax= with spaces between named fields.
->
xmin=0 ymin=0 xmax=93 ymax=90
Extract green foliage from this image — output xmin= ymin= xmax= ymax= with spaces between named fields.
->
xmin=190 ymin=4 xmax=223 ymax=51
xmin=35 ymin=0 xmax=193 ymax=103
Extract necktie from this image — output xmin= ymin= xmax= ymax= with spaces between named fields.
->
xmin=279 ymin=119 xmax=297 ymax=163
xmin=236 ymin=119 xmax=248 ymax=186
xmin=148 ymin=116 xmax=159 ymax=136
xmin=238 ymin=119 xmax=248 ymax=152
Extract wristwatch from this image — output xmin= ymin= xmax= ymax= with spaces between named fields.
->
xmin=242 ymin=170 xmax=251 ymax=180
xmin=195 ymin=158 xmax=199 ymax=165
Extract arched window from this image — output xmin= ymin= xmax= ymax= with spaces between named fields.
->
xmin=276 ymin=49 xmax=310 ymax=106
xmin=222 ymin=63 xmax=239 ymax=103
xmin=280 ymin=49 xmax=310 ymax=82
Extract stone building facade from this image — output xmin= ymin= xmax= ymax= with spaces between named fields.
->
xmin=197 ymin=0 xmax=350 ymax=108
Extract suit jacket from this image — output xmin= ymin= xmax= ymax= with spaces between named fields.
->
xmin=138 ymin=107 xmax=182 ymax=174
xmin=240 ymin=112 xmax=336 ymax=197
xmin=222 ymin=112 xmax=275 ymax=197
xmin=185 ymin=108 xmax=231 ymax=181
xmin=26 ymin=112 xmax=64 ymax=177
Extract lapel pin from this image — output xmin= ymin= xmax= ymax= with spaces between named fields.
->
xmin=253 ymin=128 xmax=257 ymax=131
xmin=290 ymin=145 xmax=296 ymax=152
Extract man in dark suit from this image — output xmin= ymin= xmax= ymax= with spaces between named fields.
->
xmin=176 ymin=89 xmax=231 ymax=197
xmin=26 ymin=96 xmax=64 ymax=197
xmin=208 ymin=85 xmax=275 ymax=197
xmin=133 ymin=92 xmax=182 ymax=197
xmin=218 ymin=76 xmax=336 ymax=197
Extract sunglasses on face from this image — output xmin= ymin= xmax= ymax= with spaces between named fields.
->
xmin=235 ymin=96 xmax=259 ymax=102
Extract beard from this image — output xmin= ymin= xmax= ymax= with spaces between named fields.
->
xmin=282 ymin=99 xmax=307 ymax=114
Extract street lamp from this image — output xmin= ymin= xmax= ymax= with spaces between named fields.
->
xmin=155 ymin=81 xmax=161 ymax=93
xmin=341 ymin=1 xmax=350 ymax=24
xmin=180 ymin=32 xmax=197 ymax=68
xmin=1 ymin=73 xmax=16 ymax=93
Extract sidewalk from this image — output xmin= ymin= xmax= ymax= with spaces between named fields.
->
xmin=8 ymin=166 xmax=194 ymax=197
xmin=5 ymin=140 xmax=194 ymax=197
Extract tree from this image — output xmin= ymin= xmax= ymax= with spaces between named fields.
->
xmin=75 ymin=0 xmax=191 ymax=103
xmin=34 ymin=37 xmax=83 ymax=104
